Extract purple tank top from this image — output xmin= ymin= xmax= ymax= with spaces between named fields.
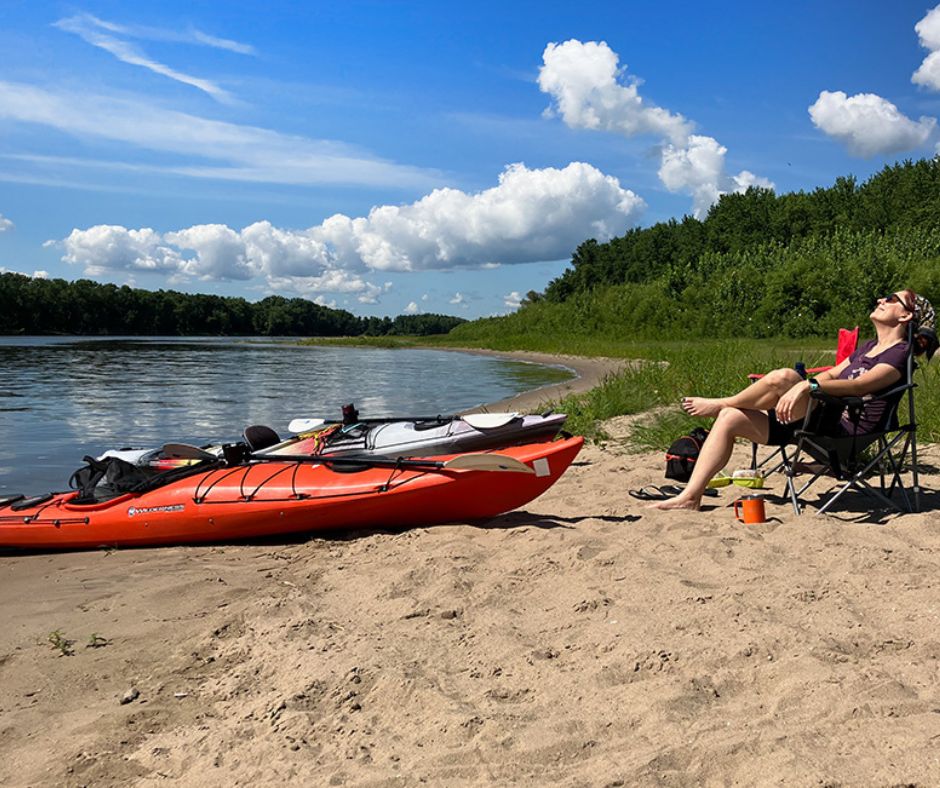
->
xmin=837 ymin=339 xmax=909 ymax=434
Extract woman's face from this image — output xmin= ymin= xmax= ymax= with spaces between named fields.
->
xmin=870 ymin=291 xmax=913 ymax=323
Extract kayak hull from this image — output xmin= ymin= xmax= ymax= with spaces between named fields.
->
xmin=0 ymin=437 xmax=583 ymax=550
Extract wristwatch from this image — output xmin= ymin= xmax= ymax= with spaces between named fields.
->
xmin=808 ymin=378 xmax=820 ymax=393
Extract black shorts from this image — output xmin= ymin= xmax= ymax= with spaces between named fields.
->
xmin=766 ymin=407 xmax=848 ymax=446
xmin=765 ymin=409 xmax=803 ymax=446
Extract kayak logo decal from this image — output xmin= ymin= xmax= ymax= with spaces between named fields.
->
xmin=533 ymin=458 xmax=550 ymax=477
xmin=127 ymin=504 xmax=185 ymax=517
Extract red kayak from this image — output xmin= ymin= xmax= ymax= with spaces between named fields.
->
xmin=0 ymin=437 xmax=582 ymax=550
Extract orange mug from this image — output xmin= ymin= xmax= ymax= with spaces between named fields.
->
xmin=733 ymin=495 xmax=766 ymax=524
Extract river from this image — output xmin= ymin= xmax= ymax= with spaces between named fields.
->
xmin=0 ymin=337 xmax=572 ymax=495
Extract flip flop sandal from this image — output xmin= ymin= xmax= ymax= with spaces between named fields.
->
xmin=663 ymin=484 xmax=719 ymax=498
xmin=628 ymin=485 xmax=669 ymax=501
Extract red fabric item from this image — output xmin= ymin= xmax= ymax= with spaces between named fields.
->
xmin=835 ymin=326 xmax=859 ymax=364
xmin=747 ymin=326 xmax=859 ymax=381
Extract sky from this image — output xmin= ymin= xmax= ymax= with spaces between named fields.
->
xmin=1 ymin=1 xmax=939 ymax=320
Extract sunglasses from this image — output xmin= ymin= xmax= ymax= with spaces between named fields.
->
xmin=881 ymin=293 xmax=913 ymax=312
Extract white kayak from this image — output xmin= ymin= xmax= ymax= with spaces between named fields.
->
xmin=259 ymin=412 xmax=568 ymax=460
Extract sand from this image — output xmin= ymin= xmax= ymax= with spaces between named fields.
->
xmin=2 ymin=353 xmax=939 ymax=786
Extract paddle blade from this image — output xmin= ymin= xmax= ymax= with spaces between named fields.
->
xmin=460 ymin=412 xmax=520 ymax=430
xmin=288 ymin=417 xmax=327 ymax=433
xmin=443 ymin=453 xmax=534 ymax=474
xmin=161 ymin=443 xmax=218 ymax=461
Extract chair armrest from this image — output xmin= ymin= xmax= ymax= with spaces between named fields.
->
xmin=809 ymin=382 xmax=915 ymax=413
xmin=810 ymin=390 xmax=864 ymax=409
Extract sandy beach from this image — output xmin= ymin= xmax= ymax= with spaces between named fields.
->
xmin=2 ymin=352 xmax=939 ymax=786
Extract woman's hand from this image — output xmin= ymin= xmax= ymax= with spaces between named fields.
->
xmin=775 ymin=379 xmax=811 ymax=424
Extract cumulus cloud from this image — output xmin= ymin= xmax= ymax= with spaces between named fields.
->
xmin=0 ymin=214 xmax=12 ymax=233
xmin=503 ymin=291 xmax=523 ymax=309
xmin=658 ymin=136 xmax=774 ymax=218
xmin=808 ymin=90 xmax=936 ymax=157
xmin=539 ymin=40 xmax=692 ymax=145
xmin=539 ymin=39 xmax=772 ymax=218
xmin=403 ymin=301 xmax=419 ymax=314
xmin=53 ymin=162 xmax=643 ymax=300
xmin=0 ymin=81 xmax=441 ymax=190
xmin=449 ymin=292 xmax=465 ymax=305
xmin=55 ymin=14 xmax=235 ymax=102
xmin=913 ymin=4 xmax=940 ymax=91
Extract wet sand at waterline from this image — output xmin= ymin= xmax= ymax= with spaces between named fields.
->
xmin=2 ymin=352 xmax=939 ymax=785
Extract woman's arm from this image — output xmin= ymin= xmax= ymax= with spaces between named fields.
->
xmin=776 ymin=361 xmax=902 ymax=423
xmin=813 ymin=363 xmax=902 ymax=397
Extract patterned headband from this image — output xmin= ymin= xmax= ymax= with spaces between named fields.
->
xmin=913 ymin=295 xmax=936 ymax=333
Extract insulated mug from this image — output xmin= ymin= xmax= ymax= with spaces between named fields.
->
xmin=733 ymin=495 xmax=766 ymax=524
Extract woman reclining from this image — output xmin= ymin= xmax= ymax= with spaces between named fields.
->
xmin=650 ymin=290 xmax=935 ymax=511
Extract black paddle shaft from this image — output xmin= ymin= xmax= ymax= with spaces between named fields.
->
xmin=248 ymin=451 xmax=446 ymax=471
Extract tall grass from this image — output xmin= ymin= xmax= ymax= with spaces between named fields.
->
xmin=301 ymin=333 xmax=940 ymax=451
xmin=548 ymin=338 xmax=940 ymax=451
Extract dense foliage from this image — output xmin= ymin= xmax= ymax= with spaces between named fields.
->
xmin=542 ymin=157 xmax=940 ymax=302
xmin=0 ymin=274 xmax=466 ymax=336
xmin=452 ymin=157 xmax=940 ymax=343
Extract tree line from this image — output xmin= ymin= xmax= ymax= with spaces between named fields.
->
xmin=541 ymin=156 xmax=940 ymax=304
xmin=0 ymin=274 xmax=466 ymax=336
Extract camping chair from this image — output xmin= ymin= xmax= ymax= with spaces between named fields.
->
xmin=748 ymin=327 xmax=859 ymax=475
xmin=781 ymin=324 xmax=931 ymax=515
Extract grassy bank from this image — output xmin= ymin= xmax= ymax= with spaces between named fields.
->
xmin=303 ymin=334 xmax=939 ymax=451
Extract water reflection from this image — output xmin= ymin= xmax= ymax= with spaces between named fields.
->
xmin=0 ymin=337 xmax=572 ymax=494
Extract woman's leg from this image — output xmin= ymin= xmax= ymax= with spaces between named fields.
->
xmin=649 ymin=407 xmax=771 ymax=511
xmin=683 ymin=367 xmax=803 ymax=418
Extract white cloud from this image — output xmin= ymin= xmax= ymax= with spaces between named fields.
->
xmin=0 ymin=214 xmax=13 ymax=233
xmin=53 ymin=162 xmax=643 ymax=299
xmin=313 ymin=295 xmax=337 ymax=309
xmin=0 ymin=266 xmax=47 ymax=278
xmin=52 ymin=225 xmax=182 ymax=276
xmin=504 ymin=291 xmax=523 ymax=309
xmin=539 ymin=39 xmax=772 ymax=218
xmin=420 ymin=293 xmax=429 ymax=301
xmin=913 ymin=5 xmax=940 ymax=91
xmin=0 ymin=81 xmax=441 ymax=190
xmin=449 ymin=292 xmax=465 ymax=305
xmin=539 ymin=40 xmax=691 ymax=145
xmin=403 ymin=301 xmax=419 ymax=314
xmin=55 ymin=15 xmax=234 ymax=102
xmin=74 ymin=13 xmax=256 ymax=55
xmin=808 ymin=90 xmax=936 ymax=157
xmin=658 ymin=136 xmax=775 ymax=218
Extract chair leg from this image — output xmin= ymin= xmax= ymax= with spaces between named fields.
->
xmin=910 ymin=430 xmax=921 ymax=513
xmin=816 ymin=433 xmax=911 ymax=516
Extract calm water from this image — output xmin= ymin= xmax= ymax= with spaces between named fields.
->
xmin=0 ymin=337 xmax=572 ymax=495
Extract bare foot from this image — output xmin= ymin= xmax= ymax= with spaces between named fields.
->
xmin=681 ymin=397 xmax=724 ymax=418
xmin=646 ymin=494 xmax=701 ymax=511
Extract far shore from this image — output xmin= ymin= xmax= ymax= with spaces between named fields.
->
xmin=443 ymin=347 xmax=631 ymax=413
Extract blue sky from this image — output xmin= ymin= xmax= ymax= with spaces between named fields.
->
xmin=1 ymin=1 xmax=939 ymax=319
